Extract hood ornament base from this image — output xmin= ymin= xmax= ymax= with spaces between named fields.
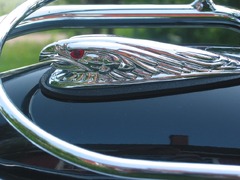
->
xmin=40 ymin=68 xmax=240 ymax=101
xmin=39 ymin=34 xmax=240 ymax=101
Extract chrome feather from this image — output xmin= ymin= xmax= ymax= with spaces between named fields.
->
xmin=40 ymin=34 xmax=240 ymax=88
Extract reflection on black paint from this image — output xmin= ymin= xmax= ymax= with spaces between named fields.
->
xmin=31 ymin=85 xmax=240 ymax=148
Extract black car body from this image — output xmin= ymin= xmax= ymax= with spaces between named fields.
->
xmin=0 ymin=0 xmax=240 ymax=179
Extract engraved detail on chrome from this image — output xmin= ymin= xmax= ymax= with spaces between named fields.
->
xmin=1 ymin=0 xmax=240 ymax=179
xmin=40 ymin=34 xmax=240 ymax=88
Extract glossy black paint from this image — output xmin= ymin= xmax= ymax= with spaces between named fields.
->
xmin=1 ymin=65 xmax=240 ymax=179
xmin=3 ymin=65 xmax=240 ymax=147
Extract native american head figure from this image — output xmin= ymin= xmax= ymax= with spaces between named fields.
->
xmin=40 ymin=34 xmax=240 ymax=88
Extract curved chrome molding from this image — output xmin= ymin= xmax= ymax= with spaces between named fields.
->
xmin=4 ymin=1 xmax=240 ymax=40
xmin=40 ymin=34 xmax=240 ymax=88
xmin=0 ymin=0 xmax=240 ymax=179
xmin=0 ymin=0 xmax=55 ymax=53
xmin=0 ymin=61 xmax=52 ymax=79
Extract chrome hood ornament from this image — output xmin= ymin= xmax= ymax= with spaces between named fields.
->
xmin=40 ymin=34 xmax=240 ymax=89
xmin=1 ymin=0 xmax=240 ymax=179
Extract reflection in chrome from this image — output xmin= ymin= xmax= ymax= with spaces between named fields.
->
xmin=40 ymin=34 xmax=240 ymax=88
xmin=5 ymin=0 xmax=240 ymax=40
xmin=0 ymin=0 xmax=240 ymax=179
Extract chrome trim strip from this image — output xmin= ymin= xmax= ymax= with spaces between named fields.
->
xmin=0 ymin=0 xmax=240 ymax=179
xmin=4 ymin=1 xmax=240 ymax=39
xmin=0 ymin=61 xmax=52 ymax=78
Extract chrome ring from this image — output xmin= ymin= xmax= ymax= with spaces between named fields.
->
xmin=5 ymin=2 xmax=240 ymax=40
xmin=0 ymin=0 xmax=240 ymax=179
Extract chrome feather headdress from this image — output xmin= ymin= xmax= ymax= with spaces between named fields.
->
xmin=40 ymin=34 xmax=240 ymax=88
xmin=1 ymin=0 xmax=240 ymax=179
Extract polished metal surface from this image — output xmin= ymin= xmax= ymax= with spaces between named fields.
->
xmin=0 ymin=61 xmax=52 ymax=79
xmin=40 ymin=34 xmax=240 ymax=88
xmin=4 ymin=0 xmax=240 ymax=40
xmin=0 ymin=0 xmax=240 ymax=179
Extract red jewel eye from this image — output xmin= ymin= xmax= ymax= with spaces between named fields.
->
xmin=70 ymin=49 xmax=85 ymax=60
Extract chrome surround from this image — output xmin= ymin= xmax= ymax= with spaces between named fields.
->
xmin=0 ymin=0 xmax=240 ymax=179
xmin=40 ymin=34 xmax=240 ymax=88
xmin=4 ymin=0 xmax=240 ymax=40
